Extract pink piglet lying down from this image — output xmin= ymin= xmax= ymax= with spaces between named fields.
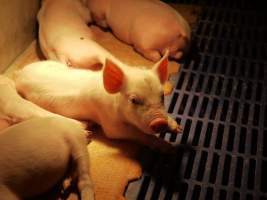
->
xmin=87 ymin=0 xmax=191 ymax=61
xmin=38 ymin=0 xmax=114 ymax=69
xmin=0 ymin=117 xmax=94 ymax=200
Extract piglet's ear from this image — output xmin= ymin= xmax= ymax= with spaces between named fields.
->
xmin=153 ymin=51 xmax=169 ymax=84
xmin=103 ymin=59 xmax=124 ymax=94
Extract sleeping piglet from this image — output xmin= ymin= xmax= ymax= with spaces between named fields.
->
xmin=38 ymin=0 xmax=114 ymax=69
xmin=14 ymin=54 xmax=182 ymax=152
xmin=0 ymin=117 xmax=94 ymax=200
xmin=87 ymin=0 xmax=191 ymax=61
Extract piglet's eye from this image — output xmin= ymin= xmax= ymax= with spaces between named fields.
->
xmin=130 ymin=96 xmax=143 ymax=105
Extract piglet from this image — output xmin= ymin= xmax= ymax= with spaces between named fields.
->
xmin=38 ymin=0 xmax=114 ymax=69
xmin=14 ymin=55 xmax=182 ymax=152
xmin=87 ymin=0 xmax=191 ymax=61
xmin=0 ymin=75 xmax=67 ymax=131
xmin=0 ymin=117 xmax=94 ymax=200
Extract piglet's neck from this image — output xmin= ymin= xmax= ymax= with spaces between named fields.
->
xmin=74 ymin=69 xmax=121 ymax=119
xmin=81 ymin=90 xmax=121 ymax=125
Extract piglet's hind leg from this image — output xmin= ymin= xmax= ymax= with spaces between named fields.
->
xmin=135 ymin=47 xmax=162 ymax=62
xmin=71 ymin=139 xmax=94 ymax=199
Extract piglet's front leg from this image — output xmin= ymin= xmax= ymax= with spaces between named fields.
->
xmin=137 ymin=133 xmax=175 ymax=154
xmin=110 ymin=124 xmax=176 ymax=154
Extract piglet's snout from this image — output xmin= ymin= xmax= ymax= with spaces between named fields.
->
xmin=149 ymin=118 xmax=168 ymax=133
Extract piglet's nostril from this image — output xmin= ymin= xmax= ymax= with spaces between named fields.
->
xmin=149 ymin=118 xmax=168 ymax=133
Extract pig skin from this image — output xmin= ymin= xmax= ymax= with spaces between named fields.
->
xmin=0 ymin=75 xmax=70 ymax=131
xmin=14 ymin=57 xmax=182 ymax=152
xmin=0 ymin=117 xmax=94 ymax=200
xmin=87 ymin=0 xmax=191 ymax=61
xmin=38 ymin=0 xmax=115 ymax=69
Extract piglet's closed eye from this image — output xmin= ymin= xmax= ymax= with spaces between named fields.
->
xmin=103 ymin=59 xmax=124 ymax=94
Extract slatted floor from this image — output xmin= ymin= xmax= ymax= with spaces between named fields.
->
xmin=126 ymin=1 xmax=267 ymax=199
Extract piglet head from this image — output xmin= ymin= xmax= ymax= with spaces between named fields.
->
xmin=103 ymin=53 xmax=170 ymax=134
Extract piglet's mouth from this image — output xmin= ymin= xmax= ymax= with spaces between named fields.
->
xmin=149 ymin=118 xmax=168 ymax=133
